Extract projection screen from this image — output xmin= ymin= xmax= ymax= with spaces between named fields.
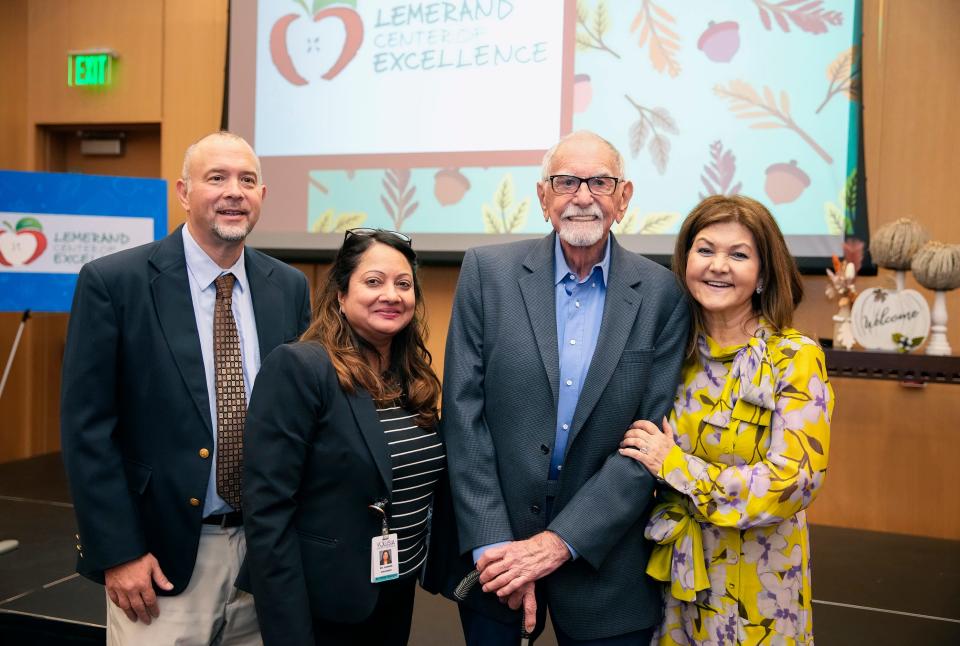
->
xmin=229 ymin=0 xmax=863 ymax=265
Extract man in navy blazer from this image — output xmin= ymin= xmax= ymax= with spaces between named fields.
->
xmin=442 ymin=131 xmax=689 ymax=644
xmin=61 ymin=132 xmax=310 ymax=645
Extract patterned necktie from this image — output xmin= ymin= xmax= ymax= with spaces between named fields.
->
xmin=214 ymin=273 xmax=245 ymax=510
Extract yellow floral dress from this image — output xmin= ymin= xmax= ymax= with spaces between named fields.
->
xmin=646 ymin=325 xmax=833 ymax=645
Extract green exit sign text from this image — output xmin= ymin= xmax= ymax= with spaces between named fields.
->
xmin=67 ymin=50 xmax=117 ymax=87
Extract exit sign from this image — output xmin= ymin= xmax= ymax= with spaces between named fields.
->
xmin=67 ymin=50 xmax=117 ymax=87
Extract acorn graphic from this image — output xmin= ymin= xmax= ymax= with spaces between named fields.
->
xmin=434 ymin=169 xmax=471 ymax=206
xmin=764 ymin=160 xmax=810 ymax=204
xmin=573 ymin=74 xmax=593 ymax=114
xmin=697 ymin=21 xmax=740 ymax=63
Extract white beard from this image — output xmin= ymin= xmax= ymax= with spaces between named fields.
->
xmin=557 ymin=205 xmax=605 ymax=247
xmin=213 ymin=219 xmax=250 ymax=242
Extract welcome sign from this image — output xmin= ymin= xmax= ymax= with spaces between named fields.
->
xmin=0 ymin=171 xmax=166 ymax=312
xmin=851 ymin=287 xmax=931 ymax=353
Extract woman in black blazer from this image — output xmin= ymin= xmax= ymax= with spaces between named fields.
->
xmin=240 ymin=229 xmax=447 ymax=645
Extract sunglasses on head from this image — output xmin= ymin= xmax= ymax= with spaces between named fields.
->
xmin=344 ymin=228 xmax=412 ymax=245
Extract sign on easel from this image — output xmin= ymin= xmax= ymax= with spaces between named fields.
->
xmin=0 ymin=171 xmax=166 ymax=312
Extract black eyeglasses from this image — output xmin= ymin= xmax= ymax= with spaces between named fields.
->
xmin=344 ymin=228 xmax=412 ymax=245
xmin=548 ymin=175 xmax=621 ymax=196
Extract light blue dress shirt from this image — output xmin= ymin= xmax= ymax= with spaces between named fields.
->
xmin=182 ymin=224 xmax=261 ymax=516
xmin=551 ymin=235 xmax=609 ymax=478
xmin=472 ymin=236 xmax=610 ymax=564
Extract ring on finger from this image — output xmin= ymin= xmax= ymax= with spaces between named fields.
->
xmin=639 ymin=442 xmax=649 ymax=455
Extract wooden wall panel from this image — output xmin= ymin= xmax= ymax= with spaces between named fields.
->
xmin=160 ymin=0 xmax=229 ymax=233
xmin=806 ymin=378 xmax=960 ymax=540
xmin=26 ymin=0 xmax=163 ymax=127
xmin=0 ymin=0 xmax=29 ymax=170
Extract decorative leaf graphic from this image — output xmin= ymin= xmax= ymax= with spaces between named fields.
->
xmin=816 ymin=46 xmax=861 ymax=114
xmin=312 ymin=208 xmax=333 ymax=233
xmin=824 ymin=202 xmax=844 ymax=235
xmin=630 ymin=0 xmax=681 ymax=78
xmin=844 ymin=168 xmax=857 ymax=233
xmin=650 ymin=107 xmax=679 ymax=135
xmin=649 ymin=134 xmax=671 ymax=175
xmin=482 ymin=204 xmax=501 ymax=233
xmin=637 ymin=212 xmax=679 ymax=234
xmin=308 ymin=176 xmax=329 ymax=194
xmin=699 ymin=141 xmax=742 ymax=199
xmin=310 ymin=209 xmax=367 ymax=233
xmin=630 ymin=119 xmax=650 ymax=158
xmin=481 ymin=175 xmax=529 ymax=233
xmin=825 ymin=169 xmax=857 ymax=235
xmin=576 ymin=0 xmax=621 ymax=59
xmin=594 ymin=0 xmax=610 ymax=38
xmin=507 ymin=201 xmax=529 ymax=232
xmin=753 ymin=0 xmax=843 ymax=35
xmin=312 ymin=0 xmax=356 ymax=13
xmin=380 ymin=169 xmax=418 ymax=231
xmin=714 ymin=80 xmax=833 ymax=164
xmin=611 ymin=208 xmax=640 ymax=235
xmin=625 ymin=95 xmax=679 ymax=175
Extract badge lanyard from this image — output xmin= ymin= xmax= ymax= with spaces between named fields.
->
xmin=368 ymin=499 xmax=399 ymax=583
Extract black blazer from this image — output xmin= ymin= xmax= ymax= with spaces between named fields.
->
xmin=60 ymin=226 xmax=311 ymax=593
xmin=238 ymin=342 xmax=454 ymax=646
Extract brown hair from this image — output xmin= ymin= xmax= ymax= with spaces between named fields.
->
xmin=673 ymin=195 xmax=804 ymax=356
xmin=301 ymin=231 xmax=440 ymax=428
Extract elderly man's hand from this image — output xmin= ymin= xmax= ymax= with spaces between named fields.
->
xmin=477 ymin=531 xmax=570 ymax=598
xmin=503 ymin=581 xmax=538 ymax=634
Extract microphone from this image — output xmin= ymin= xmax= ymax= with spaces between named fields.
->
xmin=453 ymin=569 xmax=532 ymax=644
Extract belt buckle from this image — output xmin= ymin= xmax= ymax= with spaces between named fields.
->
xmin=219 ymin=513 xmax=229 ymax=529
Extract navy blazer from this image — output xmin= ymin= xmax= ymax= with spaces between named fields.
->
xmin=60 ymin=226 xmax=311 ymax=593
xmin=441 ymin=232 xmax=690 ymax=639
xmin=238 ymin=342 xmax=455 ymax=645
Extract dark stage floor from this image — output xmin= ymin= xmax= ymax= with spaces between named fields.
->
xmin=1 ymin=453 xmax=958 ymax=645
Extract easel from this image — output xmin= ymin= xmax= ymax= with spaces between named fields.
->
xmin=0 ymin=309 xmax=30 ymax=555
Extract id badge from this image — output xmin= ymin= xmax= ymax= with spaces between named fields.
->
xmin=371 ymin=533 xmax=400 ymax=583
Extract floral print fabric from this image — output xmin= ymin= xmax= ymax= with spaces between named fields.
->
xmin=646 ymin=326 xmax=833 ymax=645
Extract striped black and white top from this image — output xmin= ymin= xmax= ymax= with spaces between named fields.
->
xmin=378 ymin=404 xmax=445 ymax=579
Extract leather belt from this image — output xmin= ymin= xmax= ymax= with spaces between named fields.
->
xmin=202 ymin=511 xmax=243 ymax=528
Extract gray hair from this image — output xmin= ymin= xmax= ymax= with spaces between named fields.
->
xmin=540 ymin=130 xmax=625 ymax=181
xmin=180 ymin=131 xmax=263 ymax=188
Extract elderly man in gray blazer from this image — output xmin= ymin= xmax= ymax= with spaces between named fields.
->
xmin=442 ymin=131 xmax=689 ymax=645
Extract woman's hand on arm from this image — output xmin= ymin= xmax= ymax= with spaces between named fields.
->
xmin=619 ymin=416 xmax=676 ymax=476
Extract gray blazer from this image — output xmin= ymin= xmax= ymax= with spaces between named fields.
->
xmin=441 ymin=232 xmax=689 ymax=640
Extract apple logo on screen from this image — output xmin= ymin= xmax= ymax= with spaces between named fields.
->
xmin=0 ymin=217 xmax=47 ymax=267
xmin=270 ymin=4 xmax=364 ymax=84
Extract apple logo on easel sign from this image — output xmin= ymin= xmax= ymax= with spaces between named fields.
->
xmin=0 ymin=217 xmax=47 ymax=267
xmin=851 ymin=287 xmax=931 ymax=353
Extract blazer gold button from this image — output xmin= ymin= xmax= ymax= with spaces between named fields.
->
xmin=199 ymin=448 xmax=210 ymax=459
xmin=76 ymin=544 xmax=82 ymax=550
xmin=189 ymin=497 xmax=201 ymax=507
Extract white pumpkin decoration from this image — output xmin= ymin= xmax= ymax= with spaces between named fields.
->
xmin=851 ymin=287 xmax=931 ymax=352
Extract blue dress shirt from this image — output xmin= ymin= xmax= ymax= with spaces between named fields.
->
xmin=551 ymin=235 xmax=609 ymax=479
xmin=182 ymin=224 xmax=261 ymax=516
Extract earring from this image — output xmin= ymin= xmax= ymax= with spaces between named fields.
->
xmin=755 ymin=280 xmax=764 ymax=295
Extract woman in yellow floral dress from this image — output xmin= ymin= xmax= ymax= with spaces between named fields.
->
xmin=620 ymin=195 xmax=833 ymax=645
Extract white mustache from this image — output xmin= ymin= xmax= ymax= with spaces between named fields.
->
xmin=560 ymin=205 xmax=603 ymax=220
